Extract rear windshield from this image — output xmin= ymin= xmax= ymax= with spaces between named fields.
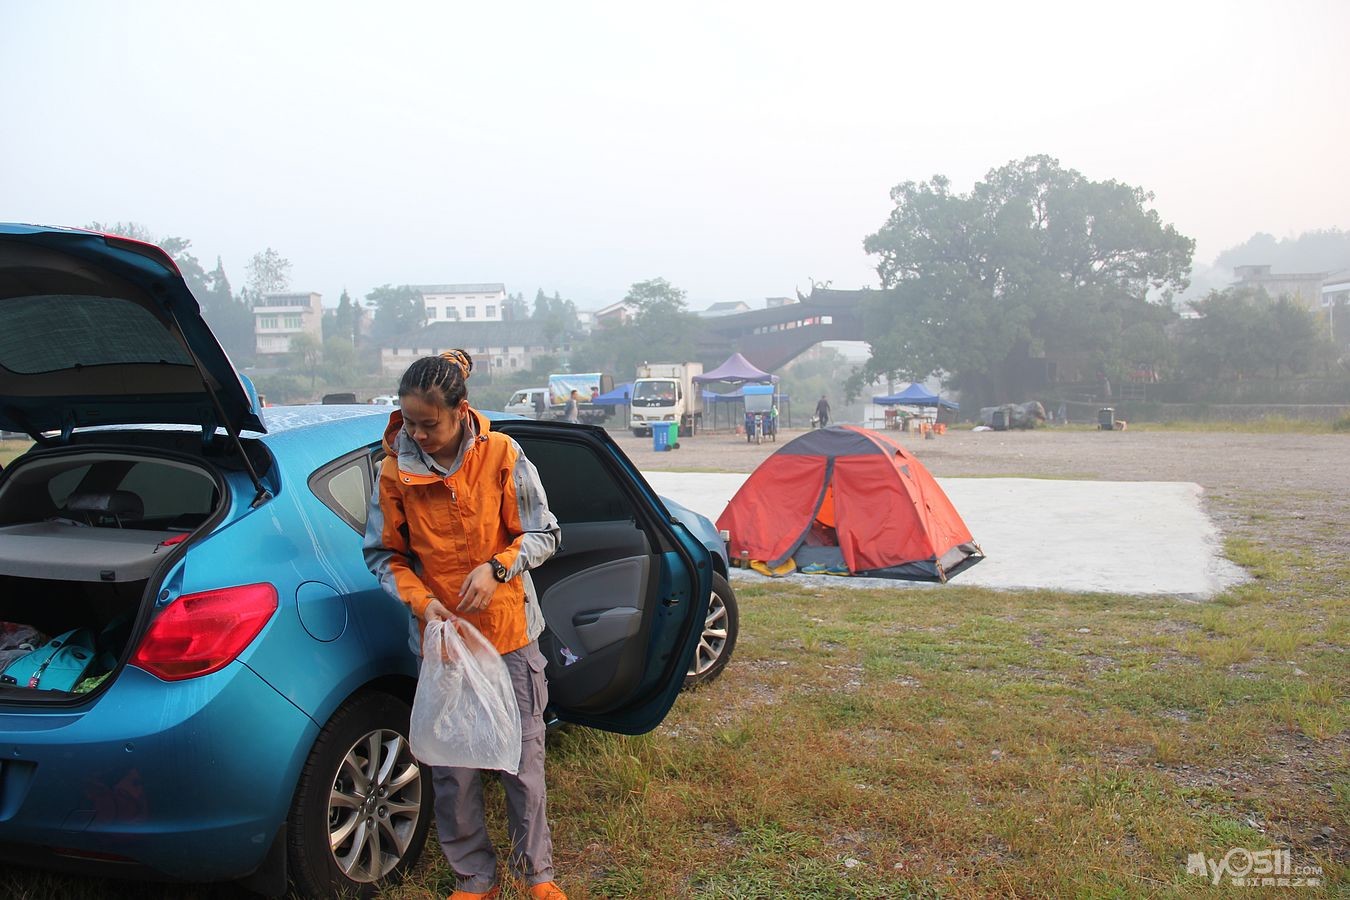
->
xmin=0 ymin=295 xmax=192 ymax=374
xmin=0 ymin=453 xmax=217 ymax=532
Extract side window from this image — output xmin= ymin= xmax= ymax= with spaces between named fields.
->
xmin=328 ymin=466 xmax=369 ymax=526
xmin=309 ymin=450 xmax=373 ymax=533
xmin=514 ymin=437 xmax=632 ymax=525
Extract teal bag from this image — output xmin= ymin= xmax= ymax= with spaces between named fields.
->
xmin=1 ymin=628 xmax=98 ymax=692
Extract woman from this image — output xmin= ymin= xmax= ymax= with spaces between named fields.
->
xmin=364 ymin=350 xmax=567 ymax=900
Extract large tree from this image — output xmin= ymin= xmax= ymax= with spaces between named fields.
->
xmin=1182 ymin=287 xmax=1333 ymax=379
xmin=579 ymin=278 xmax=700 ymax=379
xmin=503 ymin=291 xmax=530 ymax=322
xmin=368 ymin=284 xmax=424 ymax=340
xmin=200 ymin=255 xmax=255 ymax=361
xmin=857 ymin=155 xmax=1194 ymax=407
xmin=531 ymin=289 xmax=579 ymax=342
xmin=245 ymin=248 xmax=292 ymax=298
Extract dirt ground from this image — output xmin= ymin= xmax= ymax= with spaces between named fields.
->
xmin=614 ymin=425 xmax=1350 ymax=567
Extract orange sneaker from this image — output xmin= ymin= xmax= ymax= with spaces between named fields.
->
xmin=527 ymin=882 xmax=568 ymax=900
xmin=448 ymin=887 xmax=500 ymax=900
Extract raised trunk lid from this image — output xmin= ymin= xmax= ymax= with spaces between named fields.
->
xmin=0 ymin=224 xmax=265 ymax=439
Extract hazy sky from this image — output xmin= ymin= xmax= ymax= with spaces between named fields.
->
xmin=3 ymin=1 xmax=1346 ymax=309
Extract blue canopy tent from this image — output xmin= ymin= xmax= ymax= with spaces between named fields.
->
xmin=872 ymin=383 xmax=959 ymax=409
xmin=592 ymin=382 xmax=634 ymax=405
xmin=590 ymin=381 xmax=634 ymax=429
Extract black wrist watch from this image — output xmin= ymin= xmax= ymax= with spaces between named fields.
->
xmin=489 ymin=557 xmax=509 ymax=582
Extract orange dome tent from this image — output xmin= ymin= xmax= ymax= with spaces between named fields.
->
xmin=717 ymin=425 xmax=983 ymax=581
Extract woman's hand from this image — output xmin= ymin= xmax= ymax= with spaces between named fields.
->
xmin=457 ymin=563 xmax=498 ymax=613
xmin=422 ymin=597 xmax=454 ymax=623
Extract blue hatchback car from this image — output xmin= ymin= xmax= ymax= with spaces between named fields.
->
xmin=0 ymin=224 xmax=737 ymax=895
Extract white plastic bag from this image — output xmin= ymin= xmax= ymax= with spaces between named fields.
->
xmin=410 ymin=618 xmax=522 ymax=773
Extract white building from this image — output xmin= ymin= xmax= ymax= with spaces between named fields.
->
xmin=379 ymin=321 xmax=569 ymax=377
xmin=254 ymin=292 xmax=323 ymax=355
xmin=413 ymin=283 xmax=507 ymax=323
xmin=1322 ymin=269 xmax=1350 ymax=308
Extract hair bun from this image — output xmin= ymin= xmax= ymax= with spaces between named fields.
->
xmin=440 ymin=349 xmax=473 ymax=381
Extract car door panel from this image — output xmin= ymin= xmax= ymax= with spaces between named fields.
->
xmin=535 ymin=554 xmax=648 ymax=711
xmin=500 ymin=423 xmax=709 ymax=734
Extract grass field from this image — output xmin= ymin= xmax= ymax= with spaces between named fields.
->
xmin=390 ymin=580 xmax=1342 ymax=898
xmin=4 ymin=427 xmax=1347 ymax=898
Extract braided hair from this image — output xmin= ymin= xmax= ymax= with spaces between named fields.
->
xmin=398 ymin=349 xmax=474 ymax=410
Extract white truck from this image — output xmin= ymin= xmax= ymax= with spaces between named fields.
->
xmin=630 ymin=362 xmax=704 ymax=437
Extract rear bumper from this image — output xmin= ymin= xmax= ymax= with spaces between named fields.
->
xmin=0 ymin=662 xmax=317 ymax=882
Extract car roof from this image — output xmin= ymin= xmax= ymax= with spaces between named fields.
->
xmin=72 ymin=405 xmax=527 ymax=462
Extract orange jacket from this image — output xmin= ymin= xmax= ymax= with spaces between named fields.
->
xmin=364 ymin=408 xmax=560 ymax=655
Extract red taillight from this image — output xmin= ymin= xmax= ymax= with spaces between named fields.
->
xmin=130 ymin=583 xmax=278 ymax=681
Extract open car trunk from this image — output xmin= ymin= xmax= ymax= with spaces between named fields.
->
xmin=0 ymin=449 xmax=222 ymax=698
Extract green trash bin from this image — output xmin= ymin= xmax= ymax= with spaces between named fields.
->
xmin=667 ymin=421 xmax=680 ymax=450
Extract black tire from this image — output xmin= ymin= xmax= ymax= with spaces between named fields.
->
xmin=684 ymin=572 xmax=738 ymax=689
xmin=633 ymin=428 xmax=645 ymax=438
xmin=286 ymin=691 xmax=432 ymax=898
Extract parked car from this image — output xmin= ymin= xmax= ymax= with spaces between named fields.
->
xmin=504 ymin=386 xmax=550 ymax=419
xmin=369 ymin=394 xmax=398 ymax=406
xmin=0 ymin=224 xmax=737 ymax=896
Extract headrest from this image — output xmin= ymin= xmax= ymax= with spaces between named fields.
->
xmin=62 ymin=490 xmax=144 ymax=521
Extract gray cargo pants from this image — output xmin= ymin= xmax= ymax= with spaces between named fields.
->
xmin=431 ymin=640 xmax=554 ymax=892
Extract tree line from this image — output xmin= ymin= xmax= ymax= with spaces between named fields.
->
xmin=849 ymin=156 xmax=1346 ymax=409
xmin=90 ymin=170 xmax=1347 ymax=411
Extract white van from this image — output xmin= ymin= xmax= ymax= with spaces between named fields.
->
xmin=505 ymin=387 xmax=550 ymax=419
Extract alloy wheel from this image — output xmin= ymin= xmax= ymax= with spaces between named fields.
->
xmin=327 ymin=729 xmax=423 ymax=882
xmin=688 ymin=589 xmax=729 ymax=678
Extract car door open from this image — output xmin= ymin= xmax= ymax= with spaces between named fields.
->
xmin=498 ymin=423 xmax=710 ymax=735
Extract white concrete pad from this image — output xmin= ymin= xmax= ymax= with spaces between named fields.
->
xmin=642 ymin=471 xmax=1248 ymax=599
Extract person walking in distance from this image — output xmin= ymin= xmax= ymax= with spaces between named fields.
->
xmin=563 ymin=389 xmax=581 ymax=424
xmin=364 ymin=349 xmax=568 ymax=900
xmin=815 ymin=394 xmax=831 ymax=429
